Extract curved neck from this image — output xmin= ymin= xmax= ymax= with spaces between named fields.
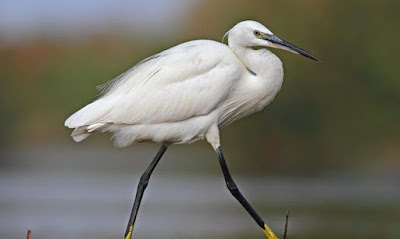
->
xmin=228 ymin=43 xmax=277 ymax=76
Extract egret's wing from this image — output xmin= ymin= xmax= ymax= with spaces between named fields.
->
xmin=65 ymin=40 xmax=242 ymax=128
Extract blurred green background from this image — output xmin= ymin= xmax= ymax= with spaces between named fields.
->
xmin=1 ymin=0 xmax=399 ymax=239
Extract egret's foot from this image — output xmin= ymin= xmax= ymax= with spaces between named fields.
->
xmin=263 ymin=224 xmax=278 ymax=239
xmin=124 ymin=225 xmax=133 ymax=239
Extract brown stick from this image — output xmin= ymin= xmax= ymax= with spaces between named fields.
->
xmin=26 ymin=230 xmax=31 ymax=239
xmin=283 ymin=209 xmax=289 ymax=239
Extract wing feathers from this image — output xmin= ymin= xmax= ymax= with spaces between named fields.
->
xmin=64 ymin=40 xmax=243 ymax=142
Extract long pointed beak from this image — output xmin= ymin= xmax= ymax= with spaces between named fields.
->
xmin=263 ymin=34 xmax=320 ymax=62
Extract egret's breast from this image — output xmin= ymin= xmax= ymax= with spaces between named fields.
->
xmin=219 ymin=50 xmax=284 ymax=127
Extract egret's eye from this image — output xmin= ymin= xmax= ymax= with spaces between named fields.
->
xmin=254 ymin=30 xmax=261 ymax=37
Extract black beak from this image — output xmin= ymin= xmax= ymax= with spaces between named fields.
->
xmin=264 ymin=34 xmax=320 ymax=62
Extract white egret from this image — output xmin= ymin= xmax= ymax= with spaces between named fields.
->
xmin=65 ymin=20 xmax=319 ymax=239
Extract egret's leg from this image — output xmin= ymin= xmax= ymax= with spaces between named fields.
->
xmin=216 ymin=146 xmax=278 ymax=239
xmin=124 ymin=144 xmax=169 ymax=239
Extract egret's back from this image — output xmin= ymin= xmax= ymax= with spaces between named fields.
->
xmin=65 ymin=40 xmax=244 ymax=146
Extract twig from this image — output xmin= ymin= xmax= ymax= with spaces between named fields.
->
xmin=26 ymin=230 xmax=31 ymax=239
xmin=283 ymin=209 xmax=289 ymax=239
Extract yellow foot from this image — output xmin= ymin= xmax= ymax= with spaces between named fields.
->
xmin=263 ymin=223 xmax=278 ymax=239
xmin=124 ymin=225 xmax=133 ymax=239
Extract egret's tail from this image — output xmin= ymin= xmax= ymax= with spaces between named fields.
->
xmin=64 ymin=99 xmax=111 ymax=142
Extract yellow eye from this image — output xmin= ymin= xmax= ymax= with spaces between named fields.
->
xmin=254 ymin=30 xmax=261 ymax=37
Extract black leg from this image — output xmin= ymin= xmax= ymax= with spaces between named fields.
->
xmin=124 ymin=144 xmax=169 ymax=239
xmin=216 ymin=146 xmax=278 ymax=239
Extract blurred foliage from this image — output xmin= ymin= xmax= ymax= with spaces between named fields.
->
xmin=1 ymin=0 xmax=399 ymax=175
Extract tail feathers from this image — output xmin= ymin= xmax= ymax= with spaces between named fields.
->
xmin=65 ymin=99 xmax=113 ymax=142
xmin=69 ymin=122 xmax=109 ymax=142
xmin=65 ymin=99 xmax=111 ymax=129
xmin=71 ymin=126 xmax=91 ymax=142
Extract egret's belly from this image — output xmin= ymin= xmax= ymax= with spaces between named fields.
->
xmin=109 ymin=111 xmax=219 ymax=147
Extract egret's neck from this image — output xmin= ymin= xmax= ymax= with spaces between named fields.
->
xmin=228 ymin=43 xmax=284 ymax=106
xmin=219 ymin=43 xmax=284 ymax=127
xmin=229 ymin=44 xmax=282 ymax=77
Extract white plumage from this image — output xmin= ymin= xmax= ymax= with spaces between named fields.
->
xmin=65 ymin=20 xmax=317 ymax=149
xmin=64 ymin=20 xmax=319 ymax=239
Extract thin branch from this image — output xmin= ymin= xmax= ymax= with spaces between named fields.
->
xmin=283 ymin=209 xmax=290 ymax=239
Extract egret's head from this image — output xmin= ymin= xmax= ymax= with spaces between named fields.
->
xmin=225 ymin=20 xmax=319 ymax=61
